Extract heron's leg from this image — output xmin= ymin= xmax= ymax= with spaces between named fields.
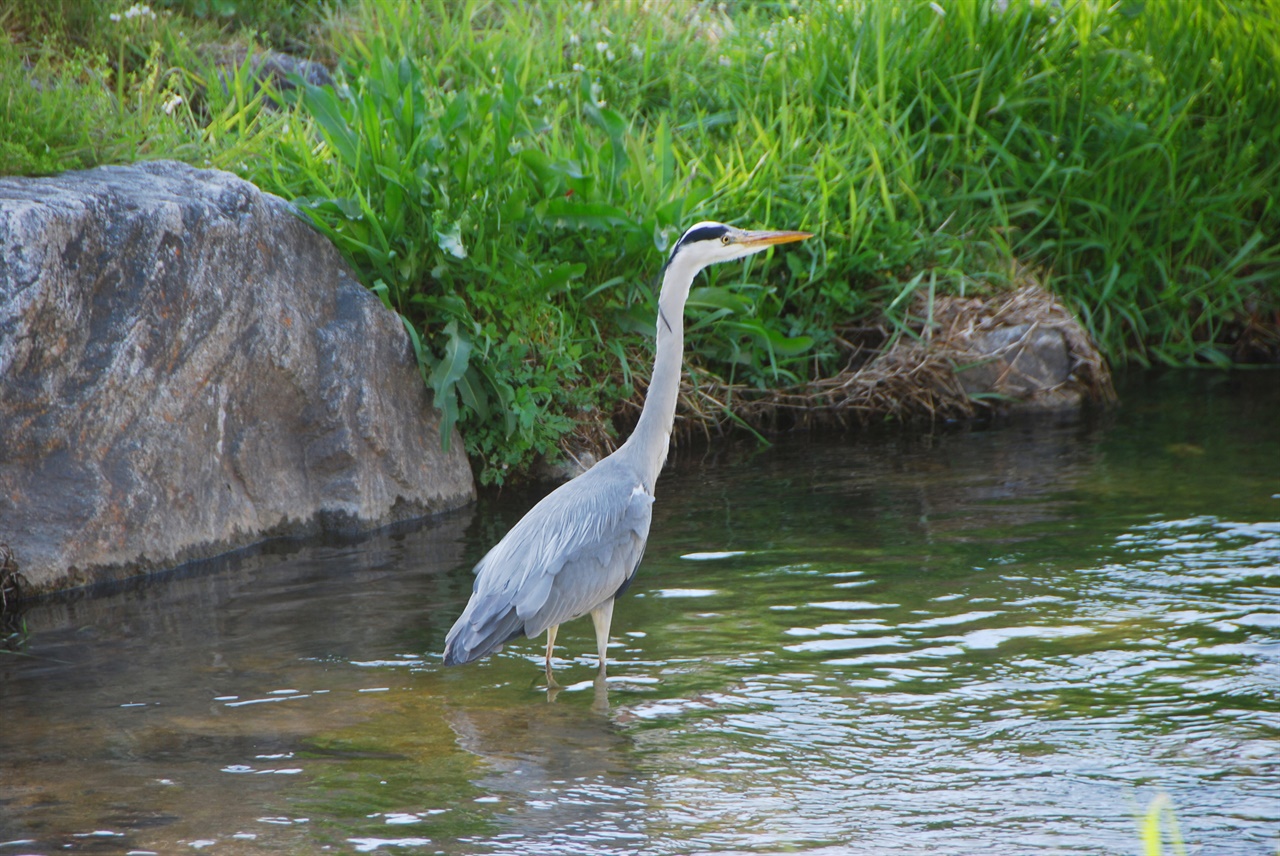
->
xmin=589 ymin=599 xmax=615 ymax=676
xmin=544 ymin=625 xmax=559 ymax=684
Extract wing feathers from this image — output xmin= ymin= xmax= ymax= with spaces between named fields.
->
xmin=441 ymin=593 xmax=524 ymax=666
xmin=442 ymin=459 xmax=654 ymax=666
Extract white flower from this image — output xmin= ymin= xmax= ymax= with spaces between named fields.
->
xmin=595 ymin=41 xmax=609 ymax=54
xmin=111 ymin=4 xmax=154 ymax=22
xmin=161 ymin=93 xmax=184 ymax=115
xmin=718 ymin=55 xmax=731 ymax=67
xmin=572 ymin=62 xmax=585 ymax=72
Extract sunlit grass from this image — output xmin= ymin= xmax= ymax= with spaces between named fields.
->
xmin=1140 ymin=794 xmax=1188 ymax=856
xmin=3 ymin=0 xmax=1278 ymax=482
xmin=242 ymin=0 xmax=1279 ymax=480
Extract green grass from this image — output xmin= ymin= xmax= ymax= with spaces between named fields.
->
xmin=1139 ymin=794 xmax=1188 ymax=856
xmin=3 ymin=0 xmax=1279 ymax=482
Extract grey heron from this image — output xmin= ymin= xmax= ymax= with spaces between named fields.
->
xmin=443 ymin=221 xmax=812 ymax=680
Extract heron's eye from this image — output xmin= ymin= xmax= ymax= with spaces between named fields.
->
xmin=720 ymin=234 xmax=731 ymax=245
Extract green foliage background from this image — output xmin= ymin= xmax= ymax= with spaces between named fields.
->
xmin=3 ymin=0 xmax=1278 ymax=483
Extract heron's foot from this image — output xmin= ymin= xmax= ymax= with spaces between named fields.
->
xmin=544 ymin=666 xmax=562 ymax=690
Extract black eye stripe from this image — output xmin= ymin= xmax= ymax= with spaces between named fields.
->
xmin=675 ymin=224 xmax=729 ymax=250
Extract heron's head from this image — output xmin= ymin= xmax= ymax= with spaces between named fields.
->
xmin=667 ymin=221 xmax=812 ymax=272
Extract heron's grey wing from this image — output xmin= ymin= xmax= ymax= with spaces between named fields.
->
xmin=442 ymin=461 xmax=653 ymax=665
xmin=518 ymin=478 xmax=653 ymax=637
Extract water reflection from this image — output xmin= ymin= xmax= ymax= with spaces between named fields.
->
xmin=2 ymin=371 xmax=1278 ymax=854
xmin=443 ymin=687 xmax=652 ymax=853
xmin=0 ymin=511 xmax=475 ymax=853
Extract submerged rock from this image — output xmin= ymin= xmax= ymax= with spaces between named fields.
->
xmin=0 ymin=160 xmax=474 ymax=596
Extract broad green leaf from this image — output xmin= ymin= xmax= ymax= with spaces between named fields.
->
xmin=536 ymin=262 xmax=587 ymax=295
xmin=587 ymin=104 xmax=628 ymax=141
xmin=762 ymin=328 xmax=815 ymax=357
xmin=438 ymin=92 xmax=470 ymax=135
xmin=428 ymin=322 xmax=473 ymax=449
xmin=687 ymin=286 xmax=753 ymax=314
xmin=540 ymin=198 xmax=632 ymax=230
xmin=456 ymin=364 xmax=490 ymax=422
xmin=301 ymin=83 xmax=359 ymax=168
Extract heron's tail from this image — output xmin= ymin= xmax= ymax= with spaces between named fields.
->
xmin=442 ymin=595 xmax=526 ymax=666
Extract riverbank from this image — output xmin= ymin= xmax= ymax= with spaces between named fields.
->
xmin=4 ymin=0 xmax=1277 ymax=483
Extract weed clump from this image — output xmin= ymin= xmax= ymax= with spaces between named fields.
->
xmin=629 ymin=277 xmax=1116 ymax=446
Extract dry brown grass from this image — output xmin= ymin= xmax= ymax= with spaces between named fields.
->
xmin=597 ymin=280 xmax=1114 ymax=453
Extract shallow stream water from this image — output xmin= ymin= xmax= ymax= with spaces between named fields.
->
xmin=2 ymin=371 xmax=1279 ymax=855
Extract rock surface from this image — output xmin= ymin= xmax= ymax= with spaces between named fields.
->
xmin=948 ymin=286 xmax=1112 ymax=409
xmin=955 ymin=322 xmax=1080 ymax=406
xmin=0 ymin=160 xmax=475 ymax=596
xmin=208 ymin=47 xmax=335 ymax=109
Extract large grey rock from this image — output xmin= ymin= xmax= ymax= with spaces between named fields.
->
xmin=0 ymin=160 xmax=475 ymax=596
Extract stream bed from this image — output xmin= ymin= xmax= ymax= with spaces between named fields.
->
xmin=2 ymin=370 xmax=1278 ymax=854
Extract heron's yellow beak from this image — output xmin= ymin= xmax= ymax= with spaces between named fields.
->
xmin=734 ymin=229 xmax=813 ymax=248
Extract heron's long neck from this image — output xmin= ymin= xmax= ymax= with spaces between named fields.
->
xmin=625 ymin=253 xmax=700 ymax=490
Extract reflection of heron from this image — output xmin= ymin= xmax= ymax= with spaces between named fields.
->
xmin=444 ymin=222 xmax=811 ymax=681
xmin=443 ymin=692 xmax=637 ymax=838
